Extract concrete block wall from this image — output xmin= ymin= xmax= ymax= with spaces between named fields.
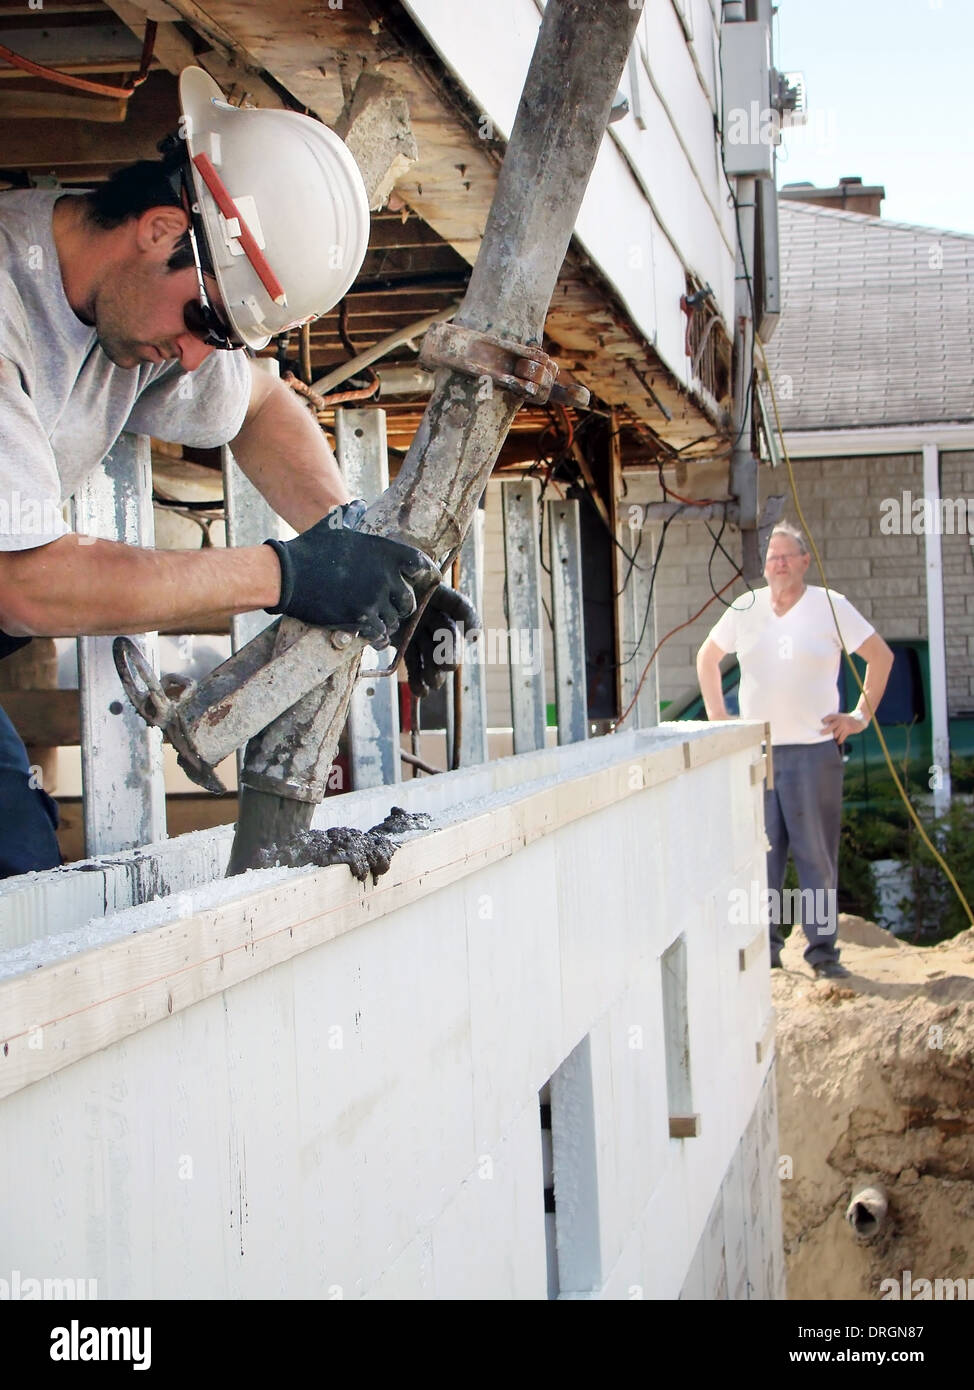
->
xmin=0 ymin=725 xmax=783 ymax=1300
xmin=768 ymin=456 xmax=928 ymax=645
xmin=652 ymin=452 xmax=974 ymax=716
xmin=650 ymin=514 xmax=751 ymax=708
xmin=679 ymin=1068 xmax=785 ymax=1300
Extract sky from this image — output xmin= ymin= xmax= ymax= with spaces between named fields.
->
xmin=773 ymin=0 xmax=974 ymax=236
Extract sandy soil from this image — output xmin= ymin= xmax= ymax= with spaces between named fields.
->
xmin=772 ymin=917 xmax=974 ymax=1300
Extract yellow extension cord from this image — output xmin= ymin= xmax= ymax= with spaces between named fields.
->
xmin=754 ymin=336 xmax=974 ymax=928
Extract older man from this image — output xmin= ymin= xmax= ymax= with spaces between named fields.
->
xmin=696 ymin=522 xmax=893 ymax=978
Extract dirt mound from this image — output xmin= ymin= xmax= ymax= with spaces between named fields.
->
xmin=837 ymin=913 xmax=902 ymax=949
xmin=772 ymin=918 xmax=974 ymax=1300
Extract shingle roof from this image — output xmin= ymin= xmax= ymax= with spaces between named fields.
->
xmin=760 ymin=201 xmax=974 ymax=431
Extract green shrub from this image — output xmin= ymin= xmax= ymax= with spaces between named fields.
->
xmin=902 ymin=799 xmax=974 ymax=943
xmin=835 ymin=799 xmax=974 ymax=944
xmin=838 ymin=814 xmax=881 ymax=922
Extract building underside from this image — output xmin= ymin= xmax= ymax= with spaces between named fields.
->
xmin=1 ymin=0 xmax=733 ymax=491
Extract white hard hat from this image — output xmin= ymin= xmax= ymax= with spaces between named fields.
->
xmin=178 ymin=66 xmax=370 ymax=350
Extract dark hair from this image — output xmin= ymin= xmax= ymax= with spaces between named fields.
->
xmin=84 ymin=158 xmax=195 ymax=273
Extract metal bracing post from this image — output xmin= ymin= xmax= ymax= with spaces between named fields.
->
xmin=922 ymin=443 xmax=952 ymax=813
xmin=725 ymin=0 xmax=760 ymax=581
xmin=547 ymin=498 xmax=588 ymax=745
xmin=224 ymin=362 xmax=293 ymax=790
xmin=615 ymin=514 xmax=661 ymax=731
xmin=224 ymin=359 xmax=293 ymax=653
xmin=457 ymin=508 xmax=489 ymax=767
xmin=502 ymin=480 xmax=547 ymax=753
xmin=337 ymin=407 xmax=401 ymax=789
xmin=73 ymin=434 xmax=165 ymax=855
xmin=730 ymin=170 xmax=759 ymax=581
xmin=219 ymin=0 xmax=644 ymax=871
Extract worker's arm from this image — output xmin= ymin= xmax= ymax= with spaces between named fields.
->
xmin=0 ymin=509 xmax=437 ymax=644
xmin=0 ymin=534 xmax=282 ymax=637
xmin=696 ymin=636 xmax=732 ymax=721
xmin=821 ymin=632 xmax=895 ymax=744
xmin=227 ymin=362 xmax=348 ymax=533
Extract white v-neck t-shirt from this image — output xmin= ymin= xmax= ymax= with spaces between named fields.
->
xmin=707 ymin=585 xmax=874 ymax=745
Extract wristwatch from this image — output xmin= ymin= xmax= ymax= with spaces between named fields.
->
xmin=849 ymin=710 xmax=865 ymax=722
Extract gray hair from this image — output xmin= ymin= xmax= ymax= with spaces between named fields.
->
xmin=768 ymin=521 xmax=809 ymax=555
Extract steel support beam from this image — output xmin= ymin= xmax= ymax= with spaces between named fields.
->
xmin=617 ymin=519 xmax=660 ymax=731
xmin=457 ymin=508 xmax=489 ymax=767
xmin=73 ymin=434 xmax=165 ymax=856
xmin=337 ymin=407 xmax=401 ymax=790
xmin=502 ymin=480 xmax=547 ymax=754
xmin=547 ymin=498 xmax=587 ymax=745
xmin=224 ymin=360 xmax=293 ymax=653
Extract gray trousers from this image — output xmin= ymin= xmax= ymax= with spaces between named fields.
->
xmin=764 ymin=740 xmax=844 ymax=966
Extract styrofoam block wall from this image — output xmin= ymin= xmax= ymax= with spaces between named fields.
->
xmin=0 ymin=727 xmax=783 ymax=1299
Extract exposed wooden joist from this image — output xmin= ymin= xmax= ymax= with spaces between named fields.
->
xmin=1 ymin=68 xmax=177 ymax=166
xmin=144 ymin=0 xmax=726 ymax=452
xmin=102 ymin=0 xmax=288 ymax=109
xmin=0 ymin=61 xmax=154 ymax=79
xmin=0 ymin=20 xmax=146 ymax=65
xmin=3 ymin=0 xmax=726 ymax=458
xmin=0 ymin=89 xmax=128 ymax=120
xmin=366 ymin=214 xmax=458 ymax=250
xmin=0 ymin=3 xmax=110 ymax=13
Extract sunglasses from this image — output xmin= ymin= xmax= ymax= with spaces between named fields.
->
xmin=178 ymin=167 xmax=243 ymax=351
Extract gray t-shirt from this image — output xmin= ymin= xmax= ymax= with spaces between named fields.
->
xmin=0 ymin=189 xmax=251 ymax=552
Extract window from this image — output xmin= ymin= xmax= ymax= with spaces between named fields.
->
xmin=838 ymin=643 xmax=925 ymax=726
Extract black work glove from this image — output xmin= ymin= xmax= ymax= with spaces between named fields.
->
xmin=265 ymin=500 xmax=439 ymax=648
xmin=397 ymin=584 xmax=480 ymax=698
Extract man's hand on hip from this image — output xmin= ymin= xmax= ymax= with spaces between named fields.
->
xmin=821 ymin=712 xmax=866 ymax=744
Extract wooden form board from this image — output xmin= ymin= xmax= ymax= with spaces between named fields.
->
xmin=755 ymin=1010 xmax=776 ymax=1064
xmin=669 ymin=1114 xmax=702 ymax=1139
xmin=680 ymin=721 xmax=766 ymax=768
xmin=738 ymin=928 xmax=766 ymax=974
xmin=0 ymin=722 xmax=763 ymax=1102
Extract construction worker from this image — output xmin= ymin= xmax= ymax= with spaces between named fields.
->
xmin=0 ymin=68 xmax=473 ymax=878
xmin=695 ymin=522 xmax=893 ymax=979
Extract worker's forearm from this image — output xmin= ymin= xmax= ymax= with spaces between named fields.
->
xmin=1 ymin=535 xmax=282 ymax=637
xmin=854 ymin=656 xmax=894 ymax=723
xmin=230 ymin=379 xmax=348 ymax=533
xmin=697 ymin=655 xmax=729 ymax=720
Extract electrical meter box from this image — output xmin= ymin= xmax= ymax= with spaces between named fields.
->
xmin=721 ymin=21 xmax=773 ymax=179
